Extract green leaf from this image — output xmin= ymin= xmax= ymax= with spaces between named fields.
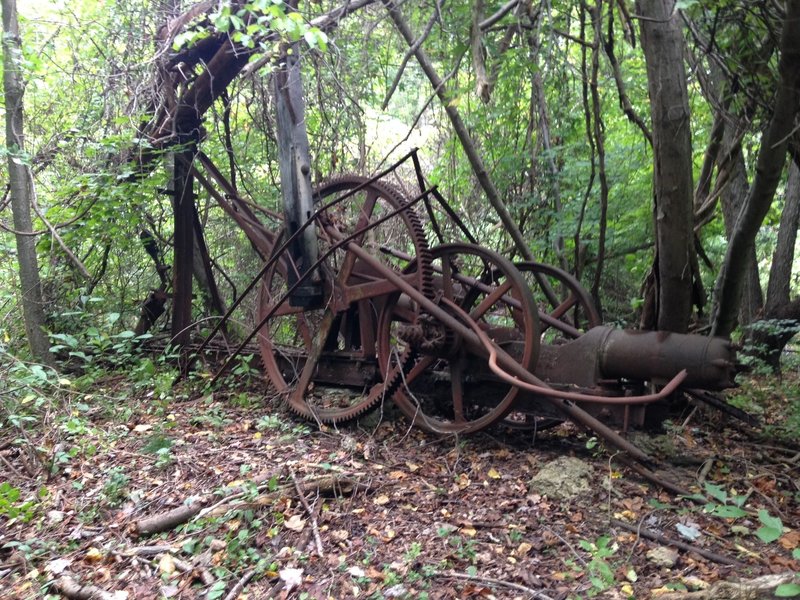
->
xmin=703 ymin=483 xmax=728 ymax=503
xmin=206 ymin=581 xmax=227 ymax=600
xmin=711 ymin=505 xmax=748 ymax=519
xmin=775 ymin=583 xmax=800 ymax=597
xmin=755 ymin=509 xmax=783 ymax=543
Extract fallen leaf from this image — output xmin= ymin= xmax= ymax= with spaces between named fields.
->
xmin=45 ymin=559 xmax=71 ymax=575
xmin=279 ymin=567 xmax=303 ymax=590
xmin=373 ymin=495 xmax=390 ymax=506
xmin=158 ymin=554 xmax=176 ymax=575
xmin=621 ymin=583 xmax=634 ymax=596
xmin=779 ymin=530 xmax=800 ymax=550
xmin=487 ymin=468 xmax=501 ymax=479
xmin=85 ymin=547 xmax=103 ymax=563
xmin=284 ymin=515 xmax=306 ymax=532
xmin=515 ymin=542 xmax=532 ymax=556
xmin=675 ymin=522 xmax=702 ymax=541
xmin=133 ymin=424 xmax=152 ymax=433
xmin=347 ymin=566 xmax=366 ymax=578
xmin=614 ymin=510 xmax=637 ymax=521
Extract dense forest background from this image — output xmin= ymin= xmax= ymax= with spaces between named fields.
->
xmin=2 ymin=2 xmax=800 ymax=599
xmin=1 ymin=0 xmax=798 ymax=370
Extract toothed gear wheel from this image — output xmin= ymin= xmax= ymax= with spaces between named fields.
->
xmin=257 ymin=176 xmax=434 ymax=424
xmin=377 ymin=243 xmax=540 ymax=434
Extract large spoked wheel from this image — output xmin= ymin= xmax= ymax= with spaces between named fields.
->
xmin=376 ymin=243 xmax=540 ymax=434
xmin=257 ymin=176 xmax=432 ymax=424
xmin=515 ymin=261 xmax=600 ymax=343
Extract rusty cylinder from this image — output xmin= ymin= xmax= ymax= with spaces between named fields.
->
xmin=598 ymin=329 xmax=737 ymax=390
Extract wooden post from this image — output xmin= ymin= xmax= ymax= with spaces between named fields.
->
xmin=274 ymin=47 xmax=321 ymax=307
xmin=171 ymin=140 xmax=196 ymax=346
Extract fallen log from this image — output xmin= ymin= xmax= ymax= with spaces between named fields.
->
xmin=53 ymin=576 xmax=123 ymax=600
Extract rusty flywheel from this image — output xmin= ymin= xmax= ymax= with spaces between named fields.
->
xmin=256 ymin=176 xmax=434 ymax=423
xmin=376 ymin=243 xmax=541 ymax=434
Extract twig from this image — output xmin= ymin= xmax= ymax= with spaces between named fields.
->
xmin=543 ymin=526 xmax=587 ymax=568
xmin=290 ymin=468 xmax=324 ymax=557
xmin=479 ymin=0 xmax=518 ymax=30
xmin=381 ymin=3 xmax=440 ymax=110
xmin=134 ymin=500 xmax=204 ymax=535
xmin=0 ymin=451 xmax=25 ymax=480
xmin=439 ymin=570 xmax=554 ymax=599
xmin=27 ymin=171 xmax=91 ymax=280
xmin=124 ymin=545 xmax=175 ymax=556
xmin=194 ymin=491 xmax=245 ymax=521
xmin=222 ymin=569 xmax=256 ymax=600
xmin=52 ymin=576 xmax=121 ymax=600
xmin=696 ymin=458 xmax=714 ymax=485
xmin=611 ymin=519 xmax=745 ymax=566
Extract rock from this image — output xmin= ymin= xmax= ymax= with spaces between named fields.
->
xmin=528 ymin=456 xmax=593 ymax=500
xmin=646 ymin=546 xmax=679 ymax=568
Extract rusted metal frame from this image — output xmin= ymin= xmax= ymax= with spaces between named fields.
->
xmin=467 ymin=304 xmax=689 ymax=404
xmin=172 ymin=144 xmax=197 ymax=347
xmin=195 ymin=151 xmax=282 ymax=223
xmin=517 ymin=261 xmax=601 ymax=331
xmin=210 ymin=185 xmax=434 ymax=383
xmin=284 ymin=191 xmax=382 ymax=399
xmin=196 ymin=153 xmax=425 ymax=363
xmin=430 ymin=186 xmax=480 ymax=246
xmin=193 ymin=159 xmax=278 ymax=258
xmin=347 ymin=245 xmax=656 ymax=463
xmin=380 ymin=244 xmax=585 ymax=337
xmin=538 ymin=311 xmax=582 ymax=338
xmin=409 ymin=156 xmax=447 ymax=246
xmin=193 ymin=165 xmax=307 ymax=292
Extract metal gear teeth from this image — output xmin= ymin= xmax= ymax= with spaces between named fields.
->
xmin=263 ymin=175 xmax=436 ymax=425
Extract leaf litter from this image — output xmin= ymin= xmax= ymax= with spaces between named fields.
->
xmin=0 ymin=374 xmax=798 ymax=599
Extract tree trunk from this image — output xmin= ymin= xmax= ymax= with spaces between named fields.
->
xmin=710 ymin=0 xmax=800 ymax=337
xmin=749 ymin=161 xmax=800 ymax=370
xmin=765 ymin=161 xmax=800 ymax=315
xmin=718 ymin=136 xmax=763 ymax=326
xmin=2 ymin=0 xmax=53 ymax=366
xmin=636 ymin=0 xmax=696 ymax=333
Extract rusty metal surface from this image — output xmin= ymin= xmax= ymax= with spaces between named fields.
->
xmin=198 ymin=145 xmax=739 ymax=445
xmin=256 ymin=175 xmax=435 ymax=424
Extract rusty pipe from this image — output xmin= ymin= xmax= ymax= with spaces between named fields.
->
xmin=598 ymin=328 xmax=736 ymax=390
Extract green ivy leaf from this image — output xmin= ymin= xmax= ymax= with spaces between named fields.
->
xmin=206 ymin=581 xmax=227 ymax=600
xmin=775 ymin=583 xmax=800 ymax=598
xmin=711 ymin=505 xmax=748 ymax=519
xmin=755 ymin=509 xmax=783 ymax=543
xmin=704 ymin=483 xmax=728 ymax=504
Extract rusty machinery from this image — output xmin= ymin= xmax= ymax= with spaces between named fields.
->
xmin=195 ymin=51 xmax=738 ymax=469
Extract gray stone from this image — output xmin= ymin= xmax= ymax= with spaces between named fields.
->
xmin=528 ymin=456 xmax=593 ymax=500
xmin=646 ymin=546 xmax=679 ymax=568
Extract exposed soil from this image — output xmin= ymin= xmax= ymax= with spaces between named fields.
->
xmin=1 ymin=372 xmax=798 ymax=599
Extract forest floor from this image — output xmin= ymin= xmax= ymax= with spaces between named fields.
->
xmin=0 ymin=365 xmax=799 ymax=600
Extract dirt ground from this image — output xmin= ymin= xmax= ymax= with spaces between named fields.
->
xmin=1 ymin=372 xmax=798 ymax=599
